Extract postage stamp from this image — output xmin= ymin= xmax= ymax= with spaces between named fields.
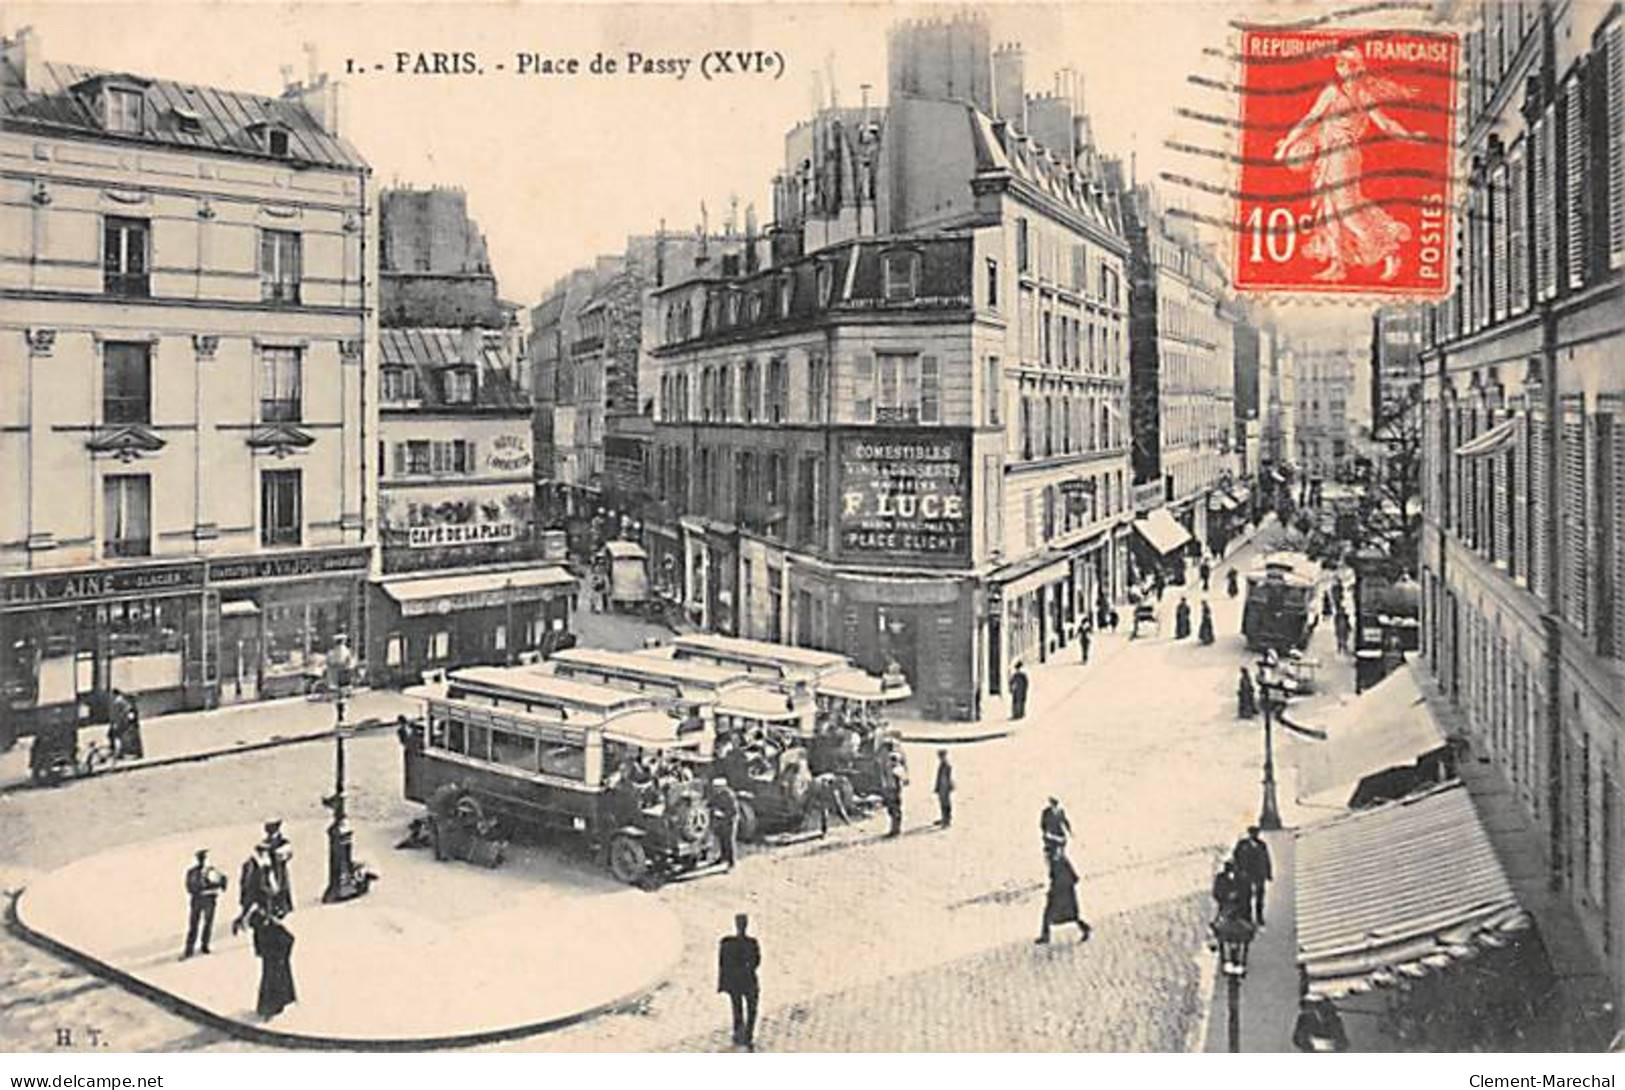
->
xmin=1232 ymin=28 xmax=1459 ymax=297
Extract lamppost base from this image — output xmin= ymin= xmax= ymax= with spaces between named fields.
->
xmin=1258 ymin=788 xmax=1284 ymax=832
xmin=322 ymin=818 xmax=366 ymax=904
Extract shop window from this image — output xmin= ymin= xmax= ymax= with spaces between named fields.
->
xmin=102 ymin=474 xmax=151 ymax=558
xmin=103 ymin=216 xmax=149 ymax=297
xmin=259 ymin=229 xmax=302 ymax=304
xmin=259 ymin=347 xmax=302 ymax=422
xmin=490 ymin=728 xmax=538 ymax=773
xmin=103 ymin=342 xmax=151 ymax=424
xmin=494 ymin=624 xmax=508 ymax=652
xmin=386 ymin=634 xmax=403 ymax=666
xmin=430 ymin=631 xmax=450 ymax=660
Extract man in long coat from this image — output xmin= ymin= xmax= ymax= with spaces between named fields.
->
xmin=1008 ymin=661 xmax=1030 ymax=720
xmin=1232 ymin=826 xmax=1274 ymax=926
xmin=1174 ymin=597 xmax=1193 ymax=640
xmin=1036 ymin=845 xmax=1091 ymax=944
xmin=1198 ymin=600 xmax=1216 ymax=645
xmin=1237 ymin=667 xmax=1258 ymax=719
xmin=707 ymin=778 xmax=740 ymax=869
xmin=1077 ymin=620 xmax=1092 ymax=665
xmin=933 ymin=750 xmax=954 ymax=828
xmin=717 ymin=913 xmax=761 ymax=1049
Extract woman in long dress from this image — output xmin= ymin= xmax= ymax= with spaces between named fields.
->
xmin=1274 ymin=46 xmax=1424 ymax=282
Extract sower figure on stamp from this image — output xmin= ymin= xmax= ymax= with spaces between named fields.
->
xmin=182 ymin=848 xmax=227 ymax=958
xmin=717 ymin=913 xmax=761 ymax=1050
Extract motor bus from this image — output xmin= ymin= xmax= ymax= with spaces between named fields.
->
xmin=403 ymin=666 xmax=722 ymax=884
xmin=1241 ymin=552 xmax=1322 ymax=653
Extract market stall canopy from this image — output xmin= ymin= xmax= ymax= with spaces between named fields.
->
xmin=1455 ymin=417 xmax=1520 ymax=458
xmin=1296 ymin=783 xmax=1528 ymax=999
xmin=381 ymin=566 xmax=576 ymax=617
xmin=1296 ymin=665 xmax=1448 ymax=807
xmin=1132 ymin=508 xmax=1193 ymax=556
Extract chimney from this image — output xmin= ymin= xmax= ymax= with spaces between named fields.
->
xmin=282 ymin=62 xmax=342 ymax=136
xmin=992 ymin=43 xmax=1026 ymax=132
xmin=0 ymin=26 xmax=45 ymax=91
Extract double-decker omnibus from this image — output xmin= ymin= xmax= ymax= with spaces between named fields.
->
xmin=1241 ymin=552 xmax=1322 ymax=652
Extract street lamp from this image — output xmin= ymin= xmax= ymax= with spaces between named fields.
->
xmin=1212 ymin=912 xmax=1255 ymax=1052
xmin=320 ymin=633 xmax=369 ymax=904
xmin=1255 ymin=656 xmax=1286 ymax=832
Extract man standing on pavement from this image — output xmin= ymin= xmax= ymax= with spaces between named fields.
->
xmin=1040 ymin=796 xmax=1071 ymax=853
xmin=933 ymin=749 xmax=954 ymax=827
xmin=1333 ymin=607 xmax=1351 ymax=655
xmin=1077 ymin=619 xmax=1092 ymax=665
xmin=717 ymin=913 xmax=761 ymax=1050
xmin=1199 ymin=556 xmax=1212 ymax=593
xmin=708 ymin=777 xmax=740 ymax=870
xmin=1008 ymin=661 xmax=1029 ymax=720
xmin=882 ymin=754 xmax=905 ymax=838
xmin=182 ymin=849 xmax=227 ymax=958
xmin=1232 ymin=825 xmax=1274 ymax=926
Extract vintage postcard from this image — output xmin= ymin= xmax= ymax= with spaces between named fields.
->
xmin=0 ymin=0 xmax=1621 ymax=1068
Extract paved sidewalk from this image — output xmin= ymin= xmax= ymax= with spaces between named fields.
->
xmin=0 ymin=689 xmax=418 ymax=795
xmin=1201 ymin=828 xmax=1299 ymax=1052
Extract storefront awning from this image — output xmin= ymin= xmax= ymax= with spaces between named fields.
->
xmin=1297 ymin=783 xmax=1528 ymax=999
xmin=381 ymin=566 xmax=577 ymax=618
xmin=1132 ymin=508 xmax=1193 ymax=556
xmin=999 ymin=557 xmax=1072 ymax=600
xmin=1455 ymin=417 xmax=1519 ymax=458
xmin=1296 ymin=665 xmax=1449 ymax=807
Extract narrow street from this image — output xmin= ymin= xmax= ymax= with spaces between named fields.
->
xmin=0 ymin=527 xmax=1358 ymax=1053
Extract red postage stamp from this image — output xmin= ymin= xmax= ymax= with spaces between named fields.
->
xmin=1233 ymin=28 xmax=1459 ymax=297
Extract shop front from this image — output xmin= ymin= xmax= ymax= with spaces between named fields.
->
xmin=833 ymin=572 xmax=977 ymax=721
xmin=370 ymin=565 xmax=576 ymax=688
xmin=1131 ymin=506 xmax=1194 ymax=586
xmin=1 ymin=560 xmax=208 ymax=740
xmin=998 ymin=556 xmax=1073 ymax=667
xmin=206 ymin=547 xmax=373 ymax=705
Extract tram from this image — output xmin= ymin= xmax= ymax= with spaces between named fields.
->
xmin=1241 ymin=552 xmax=1322 ymax=653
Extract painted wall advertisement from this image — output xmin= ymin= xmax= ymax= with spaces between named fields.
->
xmin=837 ymin=430 xmax=971 ymax=563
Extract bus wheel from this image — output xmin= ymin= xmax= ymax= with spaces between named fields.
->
xmin=607 ymin=834 xmax=648 ymax=885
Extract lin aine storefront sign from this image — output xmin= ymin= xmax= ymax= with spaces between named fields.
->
xmin=837 ymin=430 xmax=971 ymax=563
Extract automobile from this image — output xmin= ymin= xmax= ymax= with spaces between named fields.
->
xmin=403 ymin=666 xmax=722 ymax=885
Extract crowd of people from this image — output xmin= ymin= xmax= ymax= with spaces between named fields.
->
xmin=179 ymin=820 xmax=299 ymax=1021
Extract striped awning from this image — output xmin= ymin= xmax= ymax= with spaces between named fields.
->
xmin=1455 ymin=417 xmax=1519 ymax=458
xmin=1296 ymin=783 xmax=1529 ymax=999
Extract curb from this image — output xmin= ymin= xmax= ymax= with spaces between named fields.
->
xmin=0 ymin=717 xmax=393 ymax=799
xmin=894 ymin=725 xmax=1016 ymax=746
xmin=5 ymin=875 xmax=662 ymax=1052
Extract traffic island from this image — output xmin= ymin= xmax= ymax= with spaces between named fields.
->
xmin=12 ymin=819 xmax=683 ymax=1048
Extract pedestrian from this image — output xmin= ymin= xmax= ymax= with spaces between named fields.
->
xmin=1040 ymin=796 xmax=1071 ymax=853
xmin=1035 ymin=844 xmax=1091 ymax=944
xmin=806 ymin=773 xmax=851 ymax=837
xmin=1226 ymin=567 xmax=1239 ymax=598
xmin=1210 ymin=860 xmax=1246 ymax=922
xmin=708 ymin=777 xmax=739 ymax=869
xmin=1077 ymin=620 xmax=1092 ymax=665
xmin=717 ymin=913 xmax=761 ymax=1050
xmin=1199 ymin=557 xmax=1212 ymax=593
xmin=1008 ymin=661 xmax=1029 ymax=720
xmin=1292 ymin=995 xmax=1350 ymax=1052
xmin=258 ymin=821 xmax=293 ymax=917
xmin=1108 ymin=606 xmax=1120 ymax=632
xmin=1237 ymin=667 xmax=1258 ymax=719
xmin=105 ymin=689 xmax=130 ymax=759
xmin=231 ymin=844 xmax=274 ymax=935
xmin=1232 ymin=825 xmax=1274 ymax=926
xmin=1334 ymin=608 xmax=1351 ymax=655
xmin=882 ymin=762 xmax=904 ymax=838
xmin=933 ymin=749 xmax=954 ymax=828
xmin=1321 ymin=588 xmax=1334 ymax=618
xmin=1174 ymin=597 xmax=1192 ymax=640
xmin=250 ymin=909 xmax=297 ymax=1020
xmin=1198 ymin=600 xmax=1215 ymax=645
xmin=1153 ymin=569 xmax=1166 ymax=601
xmin=182 ymin=849 xmax=227 ymax=959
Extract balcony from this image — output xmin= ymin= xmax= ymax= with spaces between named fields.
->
xmin=260 ymin=398 xmax=302 ymax=424
xmin=105 ymin=536 xmax=151 ymax=558
xmin=261 ymin=279 xmax=302 ymax=305
xmin=104 ymin=272 xmax=150 ymax=298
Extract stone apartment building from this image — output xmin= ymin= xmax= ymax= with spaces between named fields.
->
xmin=0 ymin=29 xmax=375 ymax=736
xmin=641 ymin=16 xmax=1134 ymax=720
xmin=1418 ymin=0 xmax=1624 ymax=1021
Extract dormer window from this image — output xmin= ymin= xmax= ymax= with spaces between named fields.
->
xmin=444 ymin=368 xmax=476 ymax=405
xmin=816 ymin=262 xmax=835 ymax=307
xmin=883 ymin=250 xmax=920 ymax=302
xmin=777 ymin=275 xmax=793 ymax=317
xmin=247 ymin=120 xmax=292 ymax=157
xmin=106 ymin=87 xmax=144 ymax=134
xmin=172 ymin=105 xmax=203 ymax=133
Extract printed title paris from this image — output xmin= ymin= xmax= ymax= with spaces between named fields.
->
xmin=346 ymin=49 xmax=785 ymax=81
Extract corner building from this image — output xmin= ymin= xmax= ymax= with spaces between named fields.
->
xmin=0 ymin=30 xmax=375 ymax=737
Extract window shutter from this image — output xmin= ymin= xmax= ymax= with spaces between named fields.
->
xmin=1564 ymin=73 xmax=1588 ymax=291
xmin=1510 ymin=418 xmax=1525 ymax=579
xmin=1492 ymin=165 xmax=1509 ymax=322
xmin=392 ymin=443 xmax=405 ymax=476
xmin=853 ymin=352 xmax=874 ymax=422
xmin=1531 ymin=410 xmax=1549 ymax=602
xmin=1535 ymin=107 xmax=1558 ymax=300
xmin=1509 ymin=147 xmax=1530 ymax=314
xmin=1493 ymin=419 xmax=1510 ymax=564
xmin=1610 ymin=409 xmax=1625 ymax=659
xmin=920 ymin=355 xmax=940 ymax=424
xmin=1561 ymin=406 xmax=1589 ymax=633
xmin=1608 ymin=20 xmax=1625 ymax=269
